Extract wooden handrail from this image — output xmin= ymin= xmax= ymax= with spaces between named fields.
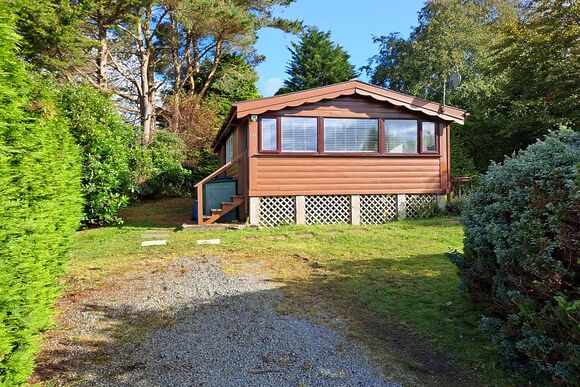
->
xmin=194 ymin=151 xmax=247 ymax=188
xmin=196 ymin=151 xmax=247 ymax=224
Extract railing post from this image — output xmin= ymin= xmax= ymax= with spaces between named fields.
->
xmin=197 ymin=184 xmax=204 ymax=225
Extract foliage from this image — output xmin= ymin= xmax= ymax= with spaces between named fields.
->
xmin=185 ymin=147 xmax=219 ymax=186
xmin=132 ymin=131 xmax=192 ymax=197
xmin=276 ymin=27 xmax=357 ymax=94
xmin=13 ymin=0 xmax=91 ymax=73
xmin=446 ymin=195 xmax=469 ymax=216
xmin=448 ymin=131 xmax=580 ymax=383
xmin=491 ymin=0 xmax=580 ymax=145
xmin=0 ymin=7 xmax=82 ymax=384
xmin=56 ymin=84 xmax=135 ymax=225
xmin=450 ymin=127 xmax=478 ymax=177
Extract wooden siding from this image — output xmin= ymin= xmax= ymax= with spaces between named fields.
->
xmin=244 ymin=95 xmax=450 ymax=196
xmin=249 ymin=156 xmax=445 ymax=196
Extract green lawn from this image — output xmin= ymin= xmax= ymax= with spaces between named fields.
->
xmin=63 ymin=198 xmax=523 ymax=385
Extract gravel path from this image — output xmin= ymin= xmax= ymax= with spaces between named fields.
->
xmin=35 ymin=257 xmax=397 ymax=386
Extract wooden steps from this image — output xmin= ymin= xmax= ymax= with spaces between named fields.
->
xmin=203 ymin=195 xmax=245 ymax=225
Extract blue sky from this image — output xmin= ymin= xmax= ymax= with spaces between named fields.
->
xmin=254 ymin=0 xmax=426 ymax=96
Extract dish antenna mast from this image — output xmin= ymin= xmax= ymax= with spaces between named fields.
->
xmin=443 ymin=71 xmax=461 ymax=107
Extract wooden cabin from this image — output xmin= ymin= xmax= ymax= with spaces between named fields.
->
xmin=195 ymin=80 xmax=468 ymax=226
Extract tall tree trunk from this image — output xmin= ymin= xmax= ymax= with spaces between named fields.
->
xmin=136 ymin=18 xmax=156 ymax=147
xmin=96 ymin=21 xmax=108 ymax=89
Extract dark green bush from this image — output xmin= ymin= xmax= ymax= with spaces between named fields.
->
xmin=56 ymin=84 xmax=134 ymax=225
xmin=449 ymin=131 xmax=579 ymax=383
xmin=446 ymin=195 xmax=469 ymax=216
xmin=0 ymin=8 xmax=82 ymax=384
xmin=132 ymin=131 xmax=192 ymax=197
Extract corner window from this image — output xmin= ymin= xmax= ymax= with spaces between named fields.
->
xmin=225 ymin=134 xmax=233 ymax=163
xmin=281 ymin=117 xmax=317 ymax=152
xmin=260 ymin=118 xmax=277 ymax=151
xmin=324 ymin=118 xmax=378 ymax=152
xmin=385 ymin=119 xmax=418 ymax=153
xmin=421 ymin=121 xmax=437 ymax=152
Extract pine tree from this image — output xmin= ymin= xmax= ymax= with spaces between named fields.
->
xmin=276 ymin=27 xmax=357 ymax=94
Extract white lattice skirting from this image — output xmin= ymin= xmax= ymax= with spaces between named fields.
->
xmin=405 ymin=194 xmax=438 ymax=219
xmin=259 ymin=196 xmax=295 ymax=227
xmin=360 ymin=195 xmax=398 ymax=225
xmin=252 ymin=194 xmax=443 ymax=227
xmin=305 ymin=195 xmax=350 ymax=225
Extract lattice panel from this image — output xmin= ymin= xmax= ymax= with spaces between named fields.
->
xmin=360 ymin=195 xmax=398 ymax=224
xmin=305 ymin=195 xmax=350 ymax=225
xmin=259 ymin=196 xmax=295 ymax=227
xmin=405 ymin=194 xmax=438 ymax=219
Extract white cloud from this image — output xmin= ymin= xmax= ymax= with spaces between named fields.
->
xmin=260 ymin=77 xmax=284 ymax=97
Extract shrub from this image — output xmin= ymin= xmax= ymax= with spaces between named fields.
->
xmin=56 ymin=84 xmax=134 ymax=225
xmin=446 ymin=195 xmax=469 ymax=216
xmin=132 ymin=131 xmax=192 ymax=197
xmin=448 ymin=131 xmax=579 ymax=383
xmin=0 ymin=9 xmax=82 ymax=384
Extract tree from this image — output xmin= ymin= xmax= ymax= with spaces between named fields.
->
xmin=366 ymin=0 xmax=579 ymax=174
xmin=13 ymin=0 xmax=299 ymax=146
xmin=276 ymin=27 xmax=357 ymax=94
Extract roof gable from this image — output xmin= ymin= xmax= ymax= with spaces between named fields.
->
xmin=233 ymin=80 xmax=467 ymax=124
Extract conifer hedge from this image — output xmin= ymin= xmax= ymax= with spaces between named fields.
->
xmin=0 ymin=8 xmax=82 ymax=385
xmin=450 ymin=131 xmax=579 ymax=383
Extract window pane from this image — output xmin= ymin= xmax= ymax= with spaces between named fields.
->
xmin=260 ymin=118 xmax=277 ymax=151
xmin=421 ymin=122 xmax=436 ymax=152
xmin=385 ymin=120 xmax=417 ymax=153
xmin=324 ymin=119 xmax=378 ymax=152
xmin=281 ymin=117 xmax=317 ymax=152
xmin=225 ymin=134 xmax=233 ymax=163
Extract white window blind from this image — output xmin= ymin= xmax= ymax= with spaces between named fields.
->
xmin=225 ymin=134 xmax=233 ymax=163
xmin=324 ymin=118 xmax=378 ymax=152
xmin=421 ymin=121 xmax=436 ymax=152
xmin=281 ymin=117 xmax=317 ymax=152
xmin=385 ymin=120 xmax=418 ymax=153
xmin=260 ymin=118 xmax=277 ymax=151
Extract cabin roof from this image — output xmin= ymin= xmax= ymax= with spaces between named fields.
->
xmin=214 ymin=79 xmax=468 ymax=149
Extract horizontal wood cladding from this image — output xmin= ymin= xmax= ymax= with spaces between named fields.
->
xmin=262 ymin=95 xmax=432 ymax=119
xmin=249 ymin=156 xmax=445 ymax=196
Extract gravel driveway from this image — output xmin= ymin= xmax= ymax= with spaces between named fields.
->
xmin=35 ymin=257 xmax=397 ymax=386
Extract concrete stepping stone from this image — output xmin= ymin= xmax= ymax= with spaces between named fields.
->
xmin=141 ymin=240 xmax=167 ymax=247
xmin=197 ymin=239 xmax=221 ymax=245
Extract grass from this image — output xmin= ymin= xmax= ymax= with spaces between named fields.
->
xmin=61 ymin=198 xmax=524 ymax=386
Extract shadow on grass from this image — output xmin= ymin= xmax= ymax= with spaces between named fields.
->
xmin=117 ymin=197 xmax=194 ymax=229
xmin=32 ymin=261 xmax=397 ymax=386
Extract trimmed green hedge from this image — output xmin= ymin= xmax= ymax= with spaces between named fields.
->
xmin=0 ymin=8 xmax=82 ymax=385
xmin=449 ymin=131 xmax=579 ymax=383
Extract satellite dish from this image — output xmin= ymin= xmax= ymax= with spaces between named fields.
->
xmin=447 ymin=72 xmax=462 ymax=89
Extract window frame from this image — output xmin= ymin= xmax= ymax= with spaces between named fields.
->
xmin=258 ymin=116 xmax=280 ymax=154
xmin=419 ymin=120 xmax=439 ymax=154
xmin=256 ymin=115 xmax=440 ymax=157
xmin=280 ymin=116 xmax=319 ymax=153
xmin=225 ymin=133 xmax=233 ymax=163
xmin=322 ymin=118 xmax=380 ymax=154
xmin=383 ymin=119 xmax=439 ymax=156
